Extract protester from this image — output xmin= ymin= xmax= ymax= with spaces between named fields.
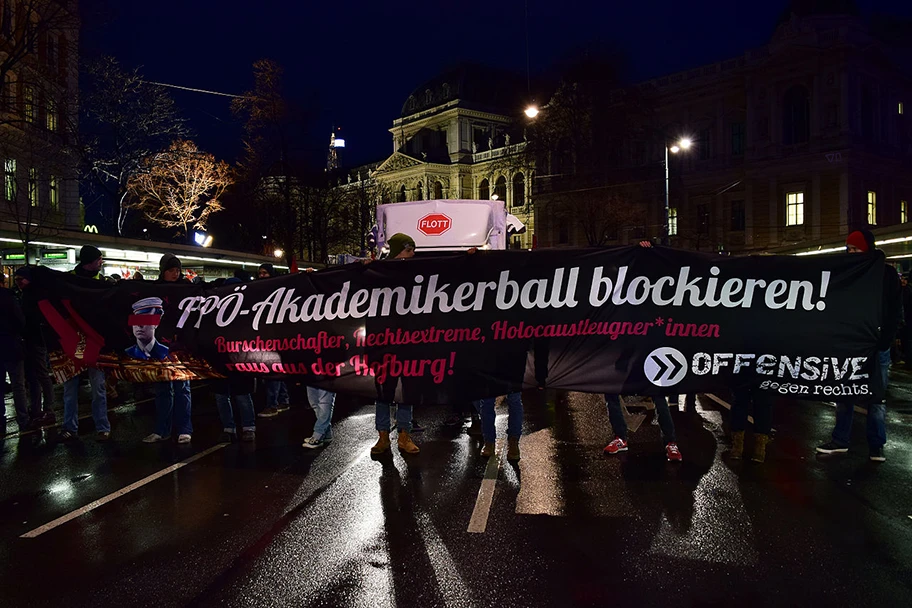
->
xmin=817 ymin=230 xmax=900 ymax=462
xmin=62 ymin=246 xmax=112 ymax=441
xmin=370 ymin=233 xmax=420 ymax=455
xmin=603 ymin=395 xmax=682 ymax=461
xmin=13 ymin=267 xmax=56 ymax=426
xmin=213 ymin=278 xmax=257 ymax=442
xmin=728 ymin=388 xmax=774 ymax=462
xmin=143 ymin=253 xmax=192 ymax=444
xmin=473 ymin=392 xmax=523 ymax=460
xmin=302 ymin=387 xmax=336 ymax=449
xmin=255 ymin=262 xmax=291 ymax=418
xmin=133 ymin=271 xmax=145 ymax=281
xmin=0 ymin=272 xmax=31 ymax=433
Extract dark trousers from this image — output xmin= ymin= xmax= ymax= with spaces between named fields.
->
xmin=730 ymin=388 xmax=773 ymax=435
xmin=23 ymin=342 xmax=54 ymax=416
xmin=1 ymin=358 xmax=30 ymax=428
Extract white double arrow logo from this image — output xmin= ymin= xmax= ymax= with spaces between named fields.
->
xmin=644 ymin=347 xmax=688 ymax=387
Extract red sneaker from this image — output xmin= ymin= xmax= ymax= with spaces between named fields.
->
xmin=604 ymin=437 xmax=628 ymax=454
xmin=666 ymin=442 xmax=682 ymax=462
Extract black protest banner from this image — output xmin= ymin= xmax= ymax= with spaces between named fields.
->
xmin=30 ymin=246 xmax=883 ymax=403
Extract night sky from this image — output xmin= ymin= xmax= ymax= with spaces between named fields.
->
xmin=82 ymin=0 xmax=912 ymax=169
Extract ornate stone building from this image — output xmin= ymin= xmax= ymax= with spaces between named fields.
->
xmin=0 ymin=0 xmax=81 ymax=240
xmin=534 ymin=1 xmax=912 ymax=254
xmin=371 ymin=65 xmax=536 ymax=249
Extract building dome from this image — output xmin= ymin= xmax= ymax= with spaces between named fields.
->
xmin=400 ymin=64 xmax=527 ymax=118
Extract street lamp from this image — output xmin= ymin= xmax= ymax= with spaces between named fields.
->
xmin=524 ymin=105 xmax=540 ymax=118
xmin=273 ymin=248 xmax=284 ymax=258
xmin=664 ymin=137 xmax=693 ymax=244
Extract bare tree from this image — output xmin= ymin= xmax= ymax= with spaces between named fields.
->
xmin=232 ymin=59 xmax=315 ymax=265
xmin=80 ymin=56 xmax=188 ymax=234
xmin=0 ymin=0 xmax=79 ymax=129
xmin=0 ymin=0 xmax=80 ymax=259
xmin=125 ymin=140 xmax=232 ymax=239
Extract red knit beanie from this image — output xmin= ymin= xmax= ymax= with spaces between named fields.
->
xmin=845 ymin=231 xmax=869 ymax=252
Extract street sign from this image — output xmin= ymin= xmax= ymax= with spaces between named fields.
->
xmin=417 ymin=213 xmax=452 ymax=237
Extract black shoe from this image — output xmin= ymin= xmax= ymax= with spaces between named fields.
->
xmin=59 ymin=430 xmax=77 ymax=441
xmin=816 ymin=441 xmax=848 ymax=455
xmin=221 ymin=431 xmax=238 ymax=443
xmin=410 ymin=420 xmax=425 ymax=433
xmin=869 ymin=447 xmax=886 ymax=462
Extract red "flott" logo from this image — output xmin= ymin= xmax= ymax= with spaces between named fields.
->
xmin=417 ymin=213 xmax=452 ymax=236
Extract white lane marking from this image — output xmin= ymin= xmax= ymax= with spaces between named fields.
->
xmin=21 ymin=442 xmax=228 ymax=538
xmin=467 ymin=440 xmax=502 ymax=534
xmin=705 ymin=393 xmax=754 ymax=425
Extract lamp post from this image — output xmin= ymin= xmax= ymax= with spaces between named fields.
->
xmin=664 ymin=137 xmax=692 ymax=245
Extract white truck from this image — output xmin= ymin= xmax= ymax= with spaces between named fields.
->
xmin=375 ymin=199 xmax=526 ymax=254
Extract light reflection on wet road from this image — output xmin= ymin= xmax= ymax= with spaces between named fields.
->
xmin=1 ymin=383 xmax=911 ymax=607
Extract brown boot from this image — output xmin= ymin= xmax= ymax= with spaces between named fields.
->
xmin=370 ymin=431 xmax=391 ymax=454
xmin=481 ymin=441 xmax=496 ymax=457
xmin=729 ymin=431 xmax=744 ymax=459
xmin=751 ymin=434 xmax=770 ymax=463
xmin=507 ymin=437 xmax=521 ymax=461
xmin=397 ymin=431 xmax=420 ymax=454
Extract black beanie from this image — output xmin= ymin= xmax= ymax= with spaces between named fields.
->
xmin=160 ymin=253 xmax=182 ymax=273
xmin=79 ymin=245 xmax=103 ymax=265
xmin=258 ymin=263 xmax=275 ymax=278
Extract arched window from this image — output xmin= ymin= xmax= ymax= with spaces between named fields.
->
xmin=398 ymin=185 xmax=407 ymax=202
xmin=494 ymin=176 xmax=507 ymax=201
xmin=478 ymin=178 xmax=489 ymax=200
xmin=512 ymin=173 xmax=525 ymax=208
xmin=433 ymin=181 xmax=443 ymax=199
xmin=783 ymin=86 xmax=810 ymax=145
xmin=416 ymin=181 xmax=423 ymax=200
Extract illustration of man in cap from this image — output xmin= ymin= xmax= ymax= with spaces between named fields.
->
xmin=125 ymin=297 xmax=170 ymax=360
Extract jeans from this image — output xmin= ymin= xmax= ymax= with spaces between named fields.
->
xmin=1 ymin=359 xmax=30 ymax=427
xmin=473 ymin=392 xmax=523 ymax=442
xmin=831 ymin=348 xmax=890 ymax=449
xmin=63 ymin=368 xmax=110 ymax=433
xmin=307 ymin=387 xmax=336 ymax=440
xmin=731 ymin=388 xmax=773 ymax=435
xmin=215 ymin=393 xmax=256 ymax=432
xmin=155 ymin=380 xmax=192 ymax=437
xmin=24 ymin=343 xmax=54 ymax=416
xmin=375 ymin=401 xmax=412 ymax=433
xmin=605 ymin=394 xmax=676 ymax=444
xmin=266 ymin=380 xmax=289 ymax=408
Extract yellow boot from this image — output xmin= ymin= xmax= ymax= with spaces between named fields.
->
xmin=751 ymin=434 xmax=770 ymax=463
xmin=729 ymin=431 xmax=744 ymax=459
xmin=507 ymin=437 xmax=521 ymax=461
xmin=370 ymin=431 xmax=391 ymax=454
xmin=398 ymin=431 xmax=420 ymax=454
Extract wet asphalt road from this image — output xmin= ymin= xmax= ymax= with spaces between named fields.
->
xmin=1 ymin=373 xmax=912 ymax=608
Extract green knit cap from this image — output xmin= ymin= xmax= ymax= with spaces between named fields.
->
xmin=388 ymin=233 xmax=416 ymax=258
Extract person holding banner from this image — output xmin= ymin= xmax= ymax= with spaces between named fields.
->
xmin=369 ymin=233 xmax=420 ymax=455
xmin=144 ymin=253 xmax=193 ymax=445
xmin=256 ymin=263 xmax=291 ymax=419
xmin=473 ymin=393 xmax=523 ymax=460
xmin=817 ymin=230 xmax=900 ymax=462
xmin=13 ymin=267 xmax=57 ymax=427
xmin=60 ymin=246 xmax=113 ymax=441
xmin=0 ymin=273 xmax=31 ymax=433
xmin=603 ymin=395 xmax=682 ymax=461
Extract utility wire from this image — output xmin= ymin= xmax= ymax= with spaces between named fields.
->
xmin=144 ymin=80 xmax=250 ymax=99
